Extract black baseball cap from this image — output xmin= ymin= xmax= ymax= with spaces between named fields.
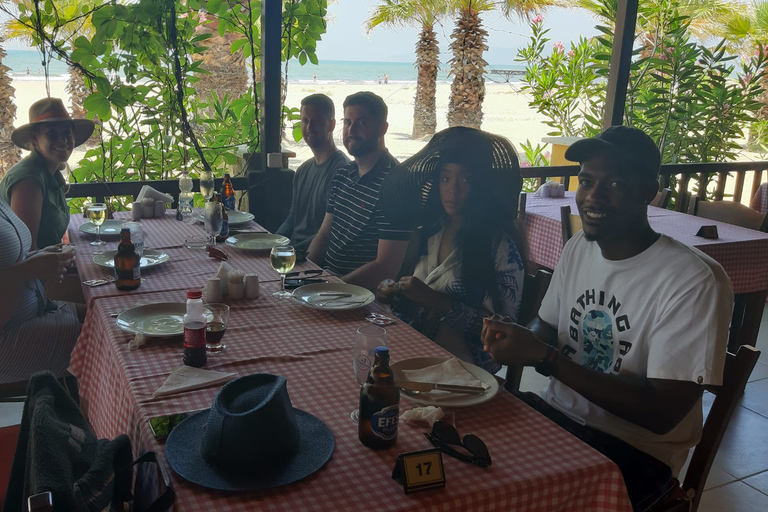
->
xmin=565 ymin=125 xmax=661 ymax=179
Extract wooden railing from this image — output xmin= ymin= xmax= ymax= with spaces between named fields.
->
xmin=520 ymin=161 xmax=768 ymax=211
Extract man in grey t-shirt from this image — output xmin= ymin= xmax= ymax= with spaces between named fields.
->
xmin=277 ymin=94 xmax=349 ymax=251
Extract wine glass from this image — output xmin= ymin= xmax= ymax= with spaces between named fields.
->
xmin=199 ymin=170 xmax=215 ymax=201
xmin=350 ymin=325 xmax=387 ymax=422
xmin=270 ymin=245 xmax=296 ymax=298
xmin=205 ymin=303 xmax=230 ymax=353
xmin=86 ymin=203 xmax=107 ymax=246
xmin=204 ymin=201 xmax=222 ymax=246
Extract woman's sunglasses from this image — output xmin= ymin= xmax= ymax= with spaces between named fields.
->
xmin=424 ymin=420 xmax=491 ymax=468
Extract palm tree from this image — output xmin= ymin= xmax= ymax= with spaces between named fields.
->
xmin=192 ymin=11 xmax=248 ymax=104
xmin=366 ymin=0 xmax=447 ymax=139
xmin=0 ymin=38 xmax=21 ymax=177
xmin=447 ymin=0 xmax=561 ymax=129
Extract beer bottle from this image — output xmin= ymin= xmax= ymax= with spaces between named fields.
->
xmin=221 ymin=173 xmax=236 ymax=211
xmin=359 ymin=346 xmax=399 ymax=449
xmin=114 ymin=228 xmax=141 ymax=291
xmin=215 ymin=193 xmax=229 ymax=243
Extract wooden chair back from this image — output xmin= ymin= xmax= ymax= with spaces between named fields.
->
xmin=651 ymin=188 xmax=673 ymax=210
xmin=689 ymin=197 xmax=768 ymax=232
xmin=503 ymin=269 xmax=553 ymax=392
xmin=652 ymin=345 xmax=761 ymax=512
xmin=560 ymin=205 xmax=583 ymax=245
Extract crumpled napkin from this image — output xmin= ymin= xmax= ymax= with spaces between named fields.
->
xmin=129 ymin=333 xmax=149 ymax=351
xmin=400 ymin=406 xmax=445 ymax=427
xmin=401 ymin=357 xmax=490 ymax=390
xmin=152 ymin=365 xmax=238 ymax=397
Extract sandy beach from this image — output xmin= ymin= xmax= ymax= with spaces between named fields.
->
xmin=9 ymin=78 xmax=551 ymax=169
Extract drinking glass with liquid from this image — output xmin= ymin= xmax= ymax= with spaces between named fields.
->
xmin=270 ymin=245 xmax=296 ymax=298
xmin=86 ymin=203 xmax=107 ymax=246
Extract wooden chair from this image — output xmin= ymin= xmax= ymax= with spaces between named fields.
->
xmin=560 ymin=205 xmax=583 ymax=245
xmin=519 ymin=192 xmax=527 ymax=216
xmin=503 ymin=269 xmax=553 ymax=392
xmin=651 ymin=188 xmax=673 ymax=209
xmin=688 ymin=196 xmax=768 ymax=233
xmin=651 ymin=345 xmax=760 ymax=512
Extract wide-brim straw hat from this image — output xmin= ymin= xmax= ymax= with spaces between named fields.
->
xmin=12 ymin=97 xmax=95 ymax=150
xmin=165 ymin=374 xmax=335 ymax=491
xmin=380 ymin=126 xmax=522 ymax=229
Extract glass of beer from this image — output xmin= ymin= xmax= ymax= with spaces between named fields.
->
xmin=86 ymin=203 xmax=107 ymax=246
xmin=270 ymin=245 xmax=296 ymax=298
xmin=351 ymin=325 xmax=387 ymax=422
xmin=205 ymin=303 xmax=230 ymax=353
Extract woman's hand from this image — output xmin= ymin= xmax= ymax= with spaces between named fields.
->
xmin=23 ymin=245 xmax=76 ymax=283
xmin=396 ymin=276 xmax=438 ymax=306
xmin=376 ymin=279 xmax=399 ymax=304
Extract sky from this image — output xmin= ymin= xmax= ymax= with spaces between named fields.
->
xmin=319 ymin=1 xmax=602 ymax=65
xmin=2 ymin=1 xmax=603 ymax=66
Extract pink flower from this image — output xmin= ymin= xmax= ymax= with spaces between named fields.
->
xmin=521 ymin=161 xmax=531 ymax=167
xmin=553 ymin=41 xmax=565 ymax=52
xmin=532 ymin=15 xmax=544 ymax=24
xmin=568 ymin=50 xmax=575 ymax=58
xmin=543 ymin=151 xmax=551 ymax=158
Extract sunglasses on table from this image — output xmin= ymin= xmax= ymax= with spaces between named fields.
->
xmin=424 ymin=420 xmax=492 ymax=468
xmin=284 ymin=269 xmax=328 ymax=288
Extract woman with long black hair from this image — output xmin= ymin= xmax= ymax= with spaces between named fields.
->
xmin=377 ymin=127 xmax=525 ymax=372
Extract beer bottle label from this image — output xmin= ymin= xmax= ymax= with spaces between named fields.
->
xmin=133 ymin=265 xmax=141 ymax=280
xmin=223 ymin=196 xmax=235 ymax=210
xmin=371 ymin=404 xmax=399 ymax=440
xmin=220 ymin=220 xmax=229 ymax=237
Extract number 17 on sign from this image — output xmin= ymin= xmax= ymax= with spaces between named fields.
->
xmin=391 ymin=448 xmax=445 ymax=494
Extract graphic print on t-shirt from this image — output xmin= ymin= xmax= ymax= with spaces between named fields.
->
xmin=582 ymin=310 xmax=614 ymax=372
xmin=565 ymin=289 xmax=633 ymax=374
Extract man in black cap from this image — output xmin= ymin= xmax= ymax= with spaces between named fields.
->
xmin=308 ymin=91 xmax=409 ymax=291
xmin=482 ymin=126 xmax=733 ymax=510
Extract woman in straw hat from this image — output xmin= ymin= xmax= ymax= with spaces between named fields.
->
xmin=377 ymin=127 xmax=525 ymax=372
xmin=0 ymin=97 xmax=94 ymax=250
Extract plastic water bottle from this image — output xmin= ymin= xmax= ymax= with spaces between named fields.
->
xmin=179 ymin=171 xmax=194 ymax=218
xmin=183 ymin=289 xmax=207 ymax=367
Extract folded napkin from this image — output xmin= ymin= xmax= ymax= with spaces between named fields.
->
xmin=401 ymin=357 xmax=490 ymax=390
xmin=400 ymin=406 xmax=445 ymax=427
xmin=152 ymin=366 xmax=238 ymax=397
xmin=136 ymin=185 xmax=174 ymax=204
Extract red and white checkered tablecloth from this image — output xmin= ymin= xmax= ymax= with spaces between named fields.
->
xmin=67 ymin=210 xmax=632 ymax=511
xmin=522 ymin=196 xmax=768 ymax=294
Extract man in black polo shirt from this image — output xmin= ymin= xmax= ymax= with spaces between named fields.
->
xmin=276 ymin=94 xmax=349 ymax=251
xmin=308 ymin=92 xmax=409 ymax=291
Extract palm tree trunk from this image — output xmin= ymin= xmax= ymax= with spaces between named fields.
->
xmin=447 ymin=8 xmax=488 ymax=129
xmin=66 ymin=65 xmax=100 ymax=144
xmin=0 ymin=41 xmax=21 ymax=178
xmin=412 ymin=24 xmax=439 ymax=139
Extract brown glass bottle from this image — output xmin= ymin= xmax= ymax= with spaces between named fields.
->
xmin=220 ymin=173 xmax=236 ymax=210
xmin=359 ymin=346 xmax=399 ymax=449
xmin=114 ymin=228 xmax=141 ymax=291
xmin=215 ymin=193 xmax=229 ymax=243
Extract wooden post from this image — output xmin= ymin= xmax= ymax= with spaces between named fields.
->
xmin=260 ymin=0 xmax=281 ymax=172
xmin=602 ymin=0 xmax=639 ymax=129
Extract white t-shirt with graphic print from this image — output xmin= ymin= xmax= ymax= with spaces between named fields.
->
xmin=538 ymin=232 xmax=733 ymax=475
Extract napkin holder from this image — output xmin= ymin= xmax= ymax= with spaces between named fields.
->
xmin=136 ymin=185 xmax=173 ymax=205
xmin=696 ymin=225 xmax=718 ymax=239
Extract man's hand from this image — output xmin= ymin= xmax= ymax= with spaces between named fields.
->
xmin=377 ymin=279 xmax=399 ymax=304
xmin=481 ymin=314 xmax=549 ymax=366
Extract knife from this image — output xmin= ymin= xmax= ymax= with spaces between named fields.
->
xmin=395 ymin=380 xmax=486 ymax=395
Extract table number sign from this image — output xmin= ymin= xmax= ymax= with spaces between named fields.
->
xmin=696 ymin=225 xmax=719 ymax=239
xmin=391 ymin=448 xmax=445 ymax=494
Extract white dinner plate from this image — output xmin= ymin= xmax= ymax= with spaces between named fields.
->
xmin=391 ymin=357 xmax=499 ymax=407
xmin=291 ymin=283 xmax=375 ymax=310
xmin=116 ymin=303 xmax=213 ymax=338
xmin=198 ymin=210 xmax=255 ymax=226
xmin=225 ymin=233 xmax=289 ymax=251
xmin=93 ymin=249 xmax=170 ymax=269
xmin=79 ymin=219 xmax=126 ymax=236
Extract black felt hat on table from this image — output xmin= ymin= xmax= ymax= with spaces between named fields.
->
xmin=165 ymin=374 xmax=335 ymax=491
xmin=380 ymin=126 xmax=522 ymax=230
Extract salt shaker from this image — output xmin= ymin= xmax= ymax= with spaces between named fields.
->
xmin=245 ymin=274 xmax=260 ymax=299
xmin=154 ymin=200 xmax=165 ymax=218
xmin=131 ymin=201 xmax=143 ymax=220
xmin=142 ymin=198 xmax=155 ymax=218
xmin=228 ymin=272 xmax=245 ymax=300
xmin=204 ymin=277 xmax=223 ymax=303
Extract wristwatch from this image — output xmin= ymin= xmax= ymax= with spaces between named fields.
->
xmin=535 ymin=345 xmax=559 ymax=377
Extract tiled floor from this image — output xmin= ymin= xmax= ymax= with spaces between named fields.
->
xmin=4 ymin=307 xmax=768 ymax=509
xmin=515 ymin=303 xmax=768 ymax=511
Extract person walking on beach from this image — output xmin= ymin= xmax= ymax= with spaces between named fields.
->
xmin=25 ymin=67 xmax=30 ymax=76
xmin=276 ymin=94 xmax=349 ymax=252
xmin=308 ymin=91 xmax=409 ymax=292
xmin=384 ymin=74 xmax=389 ymax=84
xmin=377 ymin=76 xmax=382 ymax=85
